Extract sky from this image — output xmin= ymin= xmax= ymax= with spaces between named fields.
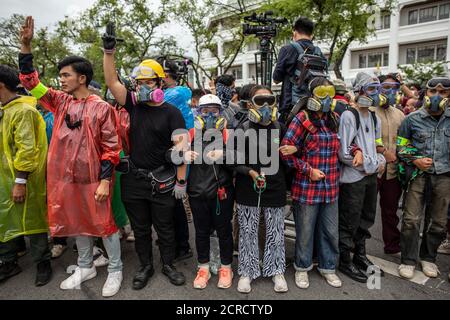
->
xmin=0 ymin=0 xmax=195 ymax=55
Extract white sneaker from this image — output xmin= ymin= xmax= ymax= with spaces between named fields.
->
xmin=398 ymin=264 xmax=415 ymax=279
xmin=237 ymin=276 xmax=252 ymax=293
xmin=51 ymin=244 xmax=67 ymax=259
xmin=420 ymin=261 xmax=440 ymax=278
xmin=437 ymin=239 xmax=450 ymax=255
xmin=102 ymin=271 xmax=123 ymax=297
xmin=94 ymin=254 xmax=109 ymax=267
xmin=126 ymin=231 xmax=135 ymax=242
xmin=272 ymin=274 xmax=288 ymax=293
xmin=60 ymin=266 xmax=97 ymax=290
xmin=295 ymin=271 xmax=309 ymax=289
xmin=321 ymin=272 xmax=342 ymax=288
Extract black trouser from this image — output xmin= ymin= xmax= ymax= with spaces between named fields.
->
xmin=0 ymin=233 xmax=51 ymax=264
xmin=121 ymin=172 xmax=176 ymax=266
xmin=338 ymin=174 xmax=378 ymax=259
xmin=53 ymin=237 xmax=68 ymax=246
xmin=401 ymin=174 xmax=450 ymax=265
xmin=174 ymin=199 xmax=191 ymax=253
xmin=190 ymin=190 xmax=234 ymax=266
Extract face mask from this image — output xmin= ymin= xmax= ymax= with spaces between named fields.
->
xmin=131 ymin=84 xmax=164 ymax=105
xmin=424 ymin=95 xmax=448 ymax=113
xmin=357 ymin=95 xmax=373 ymax=108
xmin=248 ymin=103 xmax=276 ymax=126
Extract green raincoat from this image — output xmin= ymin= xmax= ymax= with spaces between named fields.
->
xmin=0 ymin=96 xmax=48 ymax=242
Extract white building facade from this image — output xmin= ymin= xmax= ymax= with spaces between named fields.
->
xmin=197 ymin=0 xmax=450 ymax=87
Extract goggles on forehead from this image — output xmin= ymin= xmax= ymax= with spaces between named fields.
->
xmin=426 ymin=78 xmax=450 ymax=90
xmin=251 ymin=94 xmax=276 ymax=108
xmin=312 ymin=85 xmax=336 ymax=99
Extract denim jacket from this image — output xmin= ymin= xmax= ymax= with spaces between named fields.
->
xmin=397 ymin=107 xmax=450 ymax=175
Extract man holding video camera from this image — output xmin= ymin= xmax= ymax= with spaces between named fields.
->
xmin=273 ymin=17 xmax=327 ymax=123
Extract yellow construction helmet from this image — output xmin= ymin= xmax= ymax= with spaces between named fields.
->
xmin=132 ymin=59 xmax=166 ymax=80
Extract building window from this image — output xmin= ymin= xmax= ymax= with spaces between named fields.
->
xmin=228 ymin=66 xmax=243 ymax=80
xmin=406 ymin=48 xmax=416 ymax=64
xmin=354 ymin=48 xmax=389 ymax=69
xmin=403 ymin=42 xmax=447 ymax=64
xmin=359 ymin=55 xmax=367 ymax=69
xmin=408 ymin=10 xmax=418 ymax=24
xmin=417 ymin=45 xmax=436 ymax=62
xmin=383 ymin=14 xmax=391 ymax=29
xmin=440 ymin=3 xmax=450 ymax=19
xmin=419 ymin=6 xmax=438 ymax=23
xmin=437 ymin=44 xmax=448 ymax=61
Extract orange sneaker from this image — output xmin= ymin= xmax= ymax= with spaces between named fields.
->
xmin=193 ymin=267 xmax=210 ymax=289
xmin=217 ymin=267 xmax=233 ymax=289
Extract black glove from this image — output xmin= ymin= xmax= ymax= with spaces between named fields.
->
xmin=102 ymin=22 xmax=123 ymax=52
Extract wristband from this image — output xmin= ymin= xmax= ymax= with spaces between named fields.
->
xmin=15 ymin=178 xmax=27 ymax=184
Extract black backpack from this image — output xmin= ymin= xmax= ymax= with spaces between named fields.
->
xmin=290 ymin=41 xmax=328 ymax=103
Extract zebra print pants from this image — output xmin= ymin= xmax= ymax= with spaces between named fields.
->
xmin=237 ymin=204 xmax=286 ymax=280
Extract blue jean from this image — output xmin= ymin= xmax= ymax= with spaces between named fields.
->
xmin=76 ymin=232 xmax=123 ymax=273
xmin=293 ymin=201 xmax=339 ymax=273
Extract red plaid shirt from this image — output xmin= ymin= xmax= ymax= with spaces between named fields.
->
xmin=281 ymin=111 xmax=340 ymax=204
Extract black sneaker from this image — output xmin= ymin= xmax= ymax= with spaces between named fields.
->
xmin=35 ymin=260 xmax=52 ymax=287
xmin=174 ymin=248 xmax=193 ymax=263
xmin=162 ymin=264 xmax=186 ymax=286
xmin=132 ymin=265 xmax=154 ymax=290
xmin=0 ymin=261 xmax=22 ymax=282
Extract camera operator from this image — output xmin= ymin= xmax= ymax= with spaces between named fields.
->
xmin=273 ymin=17 xmax=326 ymax=123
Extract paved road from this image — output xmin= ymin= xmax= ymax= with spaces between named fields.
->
xmin=1 ymin=204 xmax=449 ymax=300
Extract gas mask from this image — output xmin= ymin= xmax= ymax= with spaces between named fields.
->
xmin=248 ymin=95 xmax=278 ymax=126
xmin=195 ymin=112 xmax=225 ymax=131
xmin=307 ymin=96 xmax=337 ymax=113
xmin=357 ymin=94 xmax=387 ymax=108
xmin=423 ymin=95 xmax=449 ymax=113
xmin=307 ymin=85 xmax=336 ymax=113
xmin=131 ymin=83 xmax=165 ymax=106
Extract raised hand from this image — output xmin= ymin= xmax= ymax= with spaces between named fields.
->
xmin=102 ymin=21 xmax=123 ymax=53
xmin=20 ymin=16 xmax=34 ymax=51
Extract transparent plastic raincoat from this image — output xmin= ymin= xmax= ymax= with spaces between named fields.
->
xmin=0 ymin=96 xmax=48 ymax=242
xmin=20 ymin=71 xmax=121 ymax=237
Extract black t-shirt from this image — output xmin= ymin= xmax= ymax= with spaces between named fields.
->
xmin=233 ymin=121 xmax=287 ymax=208
xmin=124 ymin=91 xmax=186 ymax=170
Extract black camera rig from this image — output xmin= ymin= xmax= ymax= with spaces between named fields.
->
xmin=242 ymin=11 xmax=287 ymax=88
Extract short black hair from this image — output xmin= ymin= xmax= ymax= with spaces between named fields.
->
xmin=0 ymin=65 xmax=20 ymax=92
xmin=57 ymin=56 xmax=93 ymax=87
xmin=293 ymin=17 xmax=314 ymax=36
xmin=216 ymin=74 xmax=235 ymax=87
xmin=192 ymin=88 xmax=206 ymax=99
xmin=249 ymin=85 xmax=273 ymax=98
xmin=240 ymin=84 xmax=257 ymax=101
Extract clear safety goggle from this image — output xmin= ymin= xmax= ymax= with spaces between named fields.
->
xmin=313 ymin=85 xmax=336 ymax=99
xmin=251 ymin=94 xmax=276 ymax=108
xmin=363 ymin=82 xmax=381 ymax=95
xmin=131 ymin=66 xmax=158 ymax=80
xmin=381 ymin=81 xmax=400 ymax=91
xmin=198 ymin=104 xmax=221 ymax=116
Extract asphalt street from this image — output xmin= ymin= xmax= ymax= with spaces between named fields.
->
xmin=1 ymin=202 xmax=449 ymax=300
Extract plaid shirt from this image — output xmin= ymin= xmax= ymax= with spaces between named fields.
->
xmin=281 ymin=111 xmax=340 ymax=204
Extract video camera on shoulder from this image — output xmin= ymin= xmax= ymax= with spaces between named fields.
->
xmin=242 ymin=11 xmax=287 ymax=38
xmin=156 ymin=55 xmax=193 ymax=81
